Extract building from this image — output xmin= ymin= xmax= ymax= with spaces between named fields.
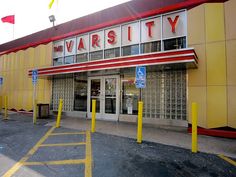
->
xmin=0 ymin=0 xmax=235 ymax=130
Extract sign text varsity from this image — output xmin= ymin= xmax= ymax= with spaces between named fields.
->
xmin=53 ymin=10 xmax=186 ymax=58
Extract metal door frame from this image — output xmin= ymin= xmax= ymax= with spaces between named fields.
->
xmin=87 ymin=75 xmax=120 ymax=121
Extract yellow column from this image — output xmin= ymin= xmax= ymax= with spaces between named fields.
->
xmin=137 ymin=101 xmax=143 ymax=143
xmin=91 ymin=99 xmax=96 ymax=133
xmin=56 ymin=99 xmax=63 ymax=128
xmin=33 ymin=99 xmax=37 ymax=124
xmin=4 ymin=96 xmax=8 ymax=119
xmin=192 ymin=102 xmax=198 ymax=153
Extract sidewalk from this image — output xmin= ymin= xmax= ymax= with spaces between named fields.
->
xmin=47 ymin=117 xmax=236 ymax=159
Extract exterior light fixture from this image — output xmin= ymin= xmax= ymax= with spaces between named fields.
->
xmin=49 ymin=15 xmax=56 ymax=27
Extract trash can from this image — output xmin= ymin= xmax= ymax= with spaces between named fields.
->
xmin=37 ymin=104 xmax=49 ymax=118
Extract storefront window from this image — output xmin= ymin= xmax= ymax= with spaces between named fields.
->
xmin=74 ymin=73 xmax=87 ymax=111
xmin=90 ymin=50 xmax=103 ymax=61
xmin=122 ymin=44 xmax=139 ymax=56
xmin=65 ymin=55 xmax=75 ymax=64
xmin=121 ymin=73 xmax=139 ymax=115
xmin=164 ymin=37 xmax=186 ymax=51
xmin=53 ymin=57 xmax=64 ymax=66
xmin=104 ymin=48 xmax=120 ymax=59
xmin=141 ymin=41 xmax=161 ymax=54
xmin=76 ymin=53 xmax=88 ymax=63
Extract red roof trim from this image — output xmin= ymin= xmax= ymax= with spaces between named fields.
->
xmin=0 ymin=0 xmax=226 ymax=56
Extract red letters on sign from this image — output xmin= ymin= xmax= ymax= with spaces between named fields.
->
xmin=66 ymin=40 xmax=74 ymax=52
xmin=128 ymin=26 xmax=131 ymax=41
xmin=78 ymin=38 xmax=85 ymax=50
xmin=145 ymin=21 xmax=154 ymax=37
xmin=107 ymin=30 xmax=116 ymax=44
xmin=54 ymin=45 xmax=63 ymax=52
xmin=167 ymin=15 xmax=179 ymax=33
xmin=92 ymin=34 xmax=100 ymax=47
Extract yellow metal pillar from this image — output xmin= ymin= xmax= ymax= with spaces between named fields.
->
xmin=4 ymin=96 xmax=8 ymax=119
xmin=56 ymin=99 xmax=63 ymax=128
xmin=192 ymin=102 xmax=198 ymax=153
xmin=137 ymin=101 xmax=143 ymax=143
xmin=33 ymin=99 xmax=37 ymax=124
xmin=91 ymin=99 xmax=96 ymax=133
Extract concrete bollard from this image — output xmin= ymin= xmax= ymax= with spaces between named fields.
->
xmin=137 ymin=101 xmax=143 ymax=143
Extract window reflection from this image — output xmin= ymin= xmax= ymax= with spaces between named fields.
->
xmin=164 ymin=37 xmax=186 ymax=51
xmin=122 ymin=44 xmax=139 ymax=56
xmin=53 ymin=57 xmax=64 ymax=66
xmin=121 ymin=75 xmax=139 ymax=115
xmin=141 ymin=41 xmax=161 ymax=53
xmin=74 ymin=73 xmax=87 ymax=111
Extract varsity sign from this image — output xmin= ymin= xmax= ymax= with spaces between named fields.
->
xmin=53 ymin=10 xmax=186 ymax=58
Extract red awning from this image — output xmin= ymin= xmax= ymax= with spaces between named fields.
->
xmin=28 ymin=48 xmax=198 ymax=77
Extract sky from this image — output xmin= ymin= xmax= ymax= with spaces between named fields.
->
xmin=0 ymin=0 xmax=130 ymax=44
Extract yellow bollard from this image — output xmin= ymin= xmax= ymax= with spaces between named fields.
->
xmin=4 ymin=96 xmax=8 ymax=119
xmin=91 ymin=99 xmax=96 ymax=133
xmin=33 ymin=99 xmax=37 ymax=124
xmin=137 ymin=101 xmax=143 ymax=143
xmin=192 ymin=102 xmax=198 ymax=153
xmin=56 ymin=99 xmax=63 ymax=128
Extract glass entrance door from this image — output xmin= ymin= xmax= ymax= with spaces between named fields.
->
xmin=88 ymin=75 xmax=120 ymax=120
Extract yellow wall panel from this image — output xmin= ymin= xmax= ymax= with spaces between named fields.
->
xmin=226 ymin=40 xmax=236 ymax=86
xmin=44 ymin=90 xmax=51 ymax=104
xmin=0 ymin=56 xmax=2 ymax=72
xmin=44 ymin=78 xmax=52 ymax=91
xmin=39 ymin=45 xmax=46 ymax=67
xmin=224 ymin=0 xmax=236 ymax=40
xmin=25 ymin=48 xmax=35 ymax=69
xmin=8 ymin=55 xmax=12 ymax=71
xmin=17 ymin=91 xmax=23 ymax=109
xmin=19 ymin=70 xmax=25 ymax=90
xmin=188 ymin=44 xmax=207 ymax=86
xmin=26 ymin=90 xmax=33 ymax=111
xmin=187 ymin=4 xmax=205 ymax=45
xmin=8 ymin=92 xmax=13 ymax=109
xmin=206 ymin=42 xmax=226 ymax=86
xmin=37 ymin=90 xmax=45 ymax=103
xmin=34 ymin=47 xmax=40 ymax=68
xmin=188 ymin=86 xmax=207 ymax=127
xmin=0 ymin=43 xmax=52 ymax=111
xmin=205 ymin=3 xmax=225 ymax=42
xmin=18 ymin=51 xmax=24 ymax=69
xmin=27 ymin=77 xmax=33 ymax=90
xmin=3 ymin=55 xmax=7 ymax=71
xmin=207 ymin=86 xmax=227 ymax=128
xmin=227 ymin=86 xmax=236 ymax=128
xmin=45 ymin=43 xmax=52 ymax=66
xmin=37 ymin=79 xmax=45 ymax=90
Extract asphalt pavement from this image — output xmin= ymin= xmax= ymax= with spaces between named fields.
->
xmin=0 ymin=113 xmax=236 ymax=177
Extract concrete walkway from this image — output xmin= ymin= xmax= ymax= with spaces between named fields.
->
xmin=47 ymin=117 xmax=236 ymax=159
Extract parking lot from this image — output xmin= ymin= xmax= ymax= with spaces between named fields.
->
xmin=0 ymin=113 xmax=236 ymax=177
